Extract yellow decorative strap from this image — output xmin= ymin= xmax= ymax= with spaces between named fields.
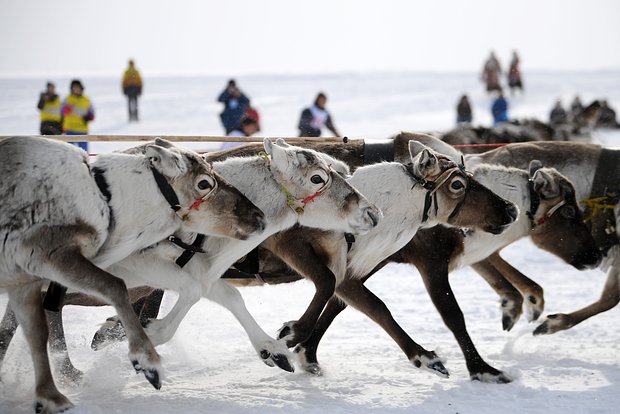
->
xmin=580 ymin=194 xmax=618 ymax=222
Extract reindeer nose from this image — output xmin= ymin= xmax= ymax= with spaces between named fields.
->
xmin=252 ymin=210 xmax=267 ymax=232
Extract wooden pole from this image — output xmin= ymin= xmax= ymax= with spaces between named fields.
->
xmin=0 ymin=135 xmax=356 ymax=143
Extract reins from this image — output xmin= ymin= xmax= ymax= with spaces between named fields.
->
xmin=405 ymin=163 xmax=471 ymax=223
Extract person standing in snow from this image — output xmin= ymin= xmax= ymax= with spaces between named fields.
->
xmin=122 ymin=59 xmax=142 ymax=121
xmin=507 ymin=51 xmax=523 ymax=95
xmin=37 ymin=81 xmax=62 ymax=135
xmin=217 ymin=79 xmax=250 ymax=134
xmin=456 ymin=94 xmax=473 ymax=124
xmin=481 ymin=51 xmax=502 ymax=93
xmin=61 ymin=79 xmax=94 ymax=152
xmin=298 ymin=92 xmax=340 ymax=137
xmin=491 ymin=89 xmax=509 ymax=125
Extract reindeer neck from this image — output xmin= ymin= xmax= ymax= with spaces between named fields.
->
xmin=90 ymin=153 xmax=182 ymax=268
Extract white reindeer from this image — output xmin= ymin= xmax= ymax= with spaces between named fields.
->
xmin=50 ymin=138 xmax=381 ymax=373
xmin=0 ymin=136 xmax=266 ymax=414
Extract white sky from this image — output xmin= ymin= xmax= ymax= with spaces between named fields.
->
xmin=1 ymin=0 xmax=619 ymax=77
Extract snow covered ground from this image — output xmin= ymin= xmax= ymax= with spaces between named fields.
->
xmin=0 ymin=71 xmax=619 ymax=413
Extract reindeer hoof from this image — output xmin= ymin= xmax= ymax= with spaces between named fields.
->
xmin=502 ymin=314 xmax=517 ymax=331
xmin=272 ymin=353 xmax=295 ymax=372
xmin=304 ymin=363 xmax=323 ymax=376
xmin=412 ymin=351 xmax=449 ymax=378
xmin=471 ymin=370 xmax=513 ymax=384
xmin=132 ymin=360 xmax=162 ymax=390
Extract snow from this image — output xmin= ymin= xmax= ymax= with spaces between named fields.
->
xmin=1 ymin=71 xmax=619 ymax=413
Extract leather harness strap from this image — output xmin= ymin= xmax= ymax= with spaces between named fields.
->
xmin=584 ymin=148 xmax=620 ymax=253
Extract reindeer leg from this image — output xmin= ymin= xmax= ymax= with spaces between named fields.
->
xmin=471 ymin=258 xmax=525 ymax=331
xmin=42 ymin=247 xmax=162 ymax=390
xmin=91 ymin=287 xmax=161 ymax=350
xmin=271 ymin=241 xmax=339 ymax=349
xmin=46 ymin=308 xmax=83 ymax=384
xmin=419 ymin=265 xmax=512 ymax=383
xmin=335 ymin=277 xmax=449 ymax=378
xmin=0 ymin=302 xmax=19 ymax=375
xmin=486 ymin=252 xmax=545 ymax=322
xmin=534 ymin=266 xmax=620 ymax=335
xmin=295 ymin=295 xmax=348 ymax=376
xmin=9 ymin=281 xmax=74 ymax=414
xmin=206 ymin=279 xmax=294 ymax=372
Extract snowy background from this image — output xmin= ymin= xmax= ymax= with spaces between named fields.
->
xmin=0 ymin=70 xmax=619 ymax=413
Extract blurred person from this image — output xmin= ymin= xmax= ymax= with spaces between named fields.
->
xmin=220 ymin=116 xmax=260 ymax=150
xmin=507 ymin=51 xmax=523 ymax=95
xmin=481 ymin=51 xmax=502 ymax=93
xmin=491 ymin=89 xmax=509 ymax=125
xmin=549 ymin=99 xmax=567 ymax=126
xmin=61 ymin=79 xmax=94 ymax=152
xmin=298 ymin=92 xmax=340 ymax=137
xmin=217 ymin=79 xmax=250 ymax=134
xmin=456 ymin=94 xmax=473 ymax=124
xmin=37 ymin=81 xmax=62 ymax=135
xmin=122 ymin=59 xmax=143 ymax=121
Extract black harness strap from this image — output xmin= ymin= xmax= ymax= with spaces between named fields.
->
xmin=345 ymin=233 xmax=356 ymax=252
xmin=151 ymin=167 xmax=182 ymax=212
xmin=585 ymin=148 xmax=620 ymax=253
xmin=526 ymin=179 xmax=541 ymax=226
xmin=363 ymin=139 xmax=395 ymax=164
xmin=169 ymin=234 xmax=206 ymax=268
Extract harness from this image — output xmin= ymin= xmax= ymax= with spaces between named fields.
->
xmin=579 ymin=148 xmax=620 ymax=253
xmin=405 ymin=162 xmax=471 ymax=223
xmin=525 ymin=179 xmax=567 ymax=228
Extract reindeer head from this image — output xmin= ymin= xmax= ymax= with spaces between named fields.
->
xmin=528 ymin=160 xmax=602 ymax=270
xmin=146 ymin=139 xmax=265 ymax=240
xmin=264 ymin=138 xmax=381 ymax=234
xmin=408 ymin=140 xmax=518 ymax=234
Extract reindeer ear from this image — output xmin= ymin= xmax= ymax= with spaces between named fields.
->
xmin=275 ymin=138 xmax=291 ymax=148
xmin=528 ymin=159 xmax=543 ymax=178
xmin=145 ymin=144 xmax=187 ymax=177
xmin=408 ymin=140 xmax=430 ymax=158
xmin=412 ymin=148 xmax=439 ymax=179
xmin=263 ymin=138 xmax=274 ymax=156
xmin=531 ymin=168 xmax=561 ymax=199
xmin=153 ymin=137 xmax=175 ymax=148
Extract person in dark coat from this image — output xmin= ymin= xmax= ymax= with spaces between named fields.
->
xmin=507 ymin=51 xmax=523 ymax=95
xmin=217 ymin=79 xmax=250 ymax=134
xmin=549 ymin=99 xmax=567 ymax=126
xmin=37 ymin=81 xmax=62 ymax=135
xmin=298 ymin=92 xmax=340 ymax=137
xmin=491 ymin=89 xmax=509 ymax=125
xmin=481 ymin=51 xmax=502 ymax=93
xmin=456 ymin=94 xmax=473 ymax=124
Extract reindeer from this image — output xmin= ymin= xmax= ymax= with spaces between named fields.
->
xmin=0 ymin=136 xmax=266 ymax=414
xmin=0 ymin=138 xmax=381 ymax=381
xmin=465 ymin=141 xmax=619 ymax=335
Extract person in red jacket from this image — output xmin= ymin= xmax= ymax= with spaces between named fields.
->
xmin=61 ymin=79 xmax=94 ymax=152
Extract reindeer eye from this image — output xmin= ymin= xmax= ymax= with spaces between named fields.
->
xmin=198 ymin=180 xmax=211 ymax=190
xmin=450 ymin=180 xmax=465 ymax=191
xmin=311 ymin=174 xmax=325 ymax=185
xmin=561 ymin=205 xmax=576 ymax=219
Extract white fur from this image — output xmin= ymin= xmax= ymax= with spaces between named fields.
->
xmin=102 ymin=139 xmax=380 ymax=365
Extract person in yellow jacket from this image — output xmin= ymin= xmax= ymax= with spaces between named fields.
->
xmin=61 ymin=79 xmax=94 ymax=152
xmin=122 ymin=59 xmax=143 ymax=121
xmin=37 ymin=81 xmax=62 ymax=135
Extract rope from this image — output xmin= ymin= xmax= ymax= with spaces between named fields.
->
xmin=580 ymin=193 xmax=620 ymax=222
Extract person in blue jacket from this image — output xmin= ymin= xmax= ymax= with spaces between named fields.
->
xmin=217 ymin=79 xmax=250 ymax=134
xmin=491 ymin=89 xmax=509 ymax=125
